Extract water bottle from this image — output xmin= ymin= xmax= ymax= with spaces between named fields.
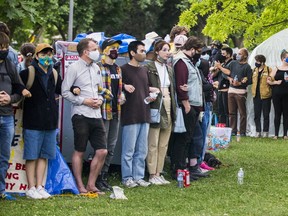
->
xmin=144 ymin=92 xmax=158 ymax=104
xmin=88 ymin=154 xmax=93 ymax=164
xmin=177 ymin=172 xmax=184 ymax=188
xmin=236 ymin=131 xmax=241 ymax=142
xmin=237 ymin=168 xmax=244 ymax=185
xmin=234 ymin=75 xmax=238 ymax=82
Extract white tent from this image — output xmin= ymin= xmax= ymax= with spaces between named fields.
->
xmin=246 ymin=28 xmax=288 ymax=136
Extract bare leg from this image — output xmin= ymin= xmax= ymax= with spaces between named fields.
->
xmin=35 ymin=158 xmax=47 ymax=188
xmin=72 ymin=151 xmax=87 ymax=193
xmin=25 ymin=160 xmax=36 ymax=189
xmin=86 ymin=149 xmax=107 ymax=192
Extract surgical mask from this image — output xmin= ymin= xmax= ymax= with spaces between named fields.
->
xmin=156 ymin=55 xmax=167 ymax=64
xmin=255 ymin=63 xmax=261 ymax=68
xmin=108 ymin=49 xmax=118 ymax=59
xmin=285 ymin=58 xmax=288 ymax=63
xmin=0 ymin=50 xmax=9 ymax=60
xmin=88 ymin=50 xmax=100 ymax=61
xmin=236 ymin=54 xmax=242 ymax=61
xmin=38 ymin=56 xmax=53 ymax=67
xmin=201 ymin=54 xmax=210 ymax=61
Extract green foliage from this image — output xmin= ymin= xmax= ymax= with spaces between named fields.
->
xmin=179 ymin=0 xmax=288 ymax=49
xmin=1 ymin=137 xmax=288 ymax=215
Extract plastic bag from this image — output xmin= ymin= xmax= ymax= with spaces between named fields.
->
xmin=45 ymin=147 xmax=79 ymax=195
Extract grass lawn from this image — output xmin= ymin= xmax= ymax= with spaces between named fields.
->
xmin=1 ymin=136 xmax=288 ymax=216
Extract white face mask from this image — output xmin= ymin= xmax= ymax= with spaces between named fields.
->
xmin=201 ymin=54 xmax=210 ymax=61
xmin=88 ymin=50 xmax=100 ymax=61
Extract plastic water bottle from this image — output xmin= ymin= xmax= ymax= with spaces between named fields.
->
xmin=236 ymin=131 xmax=241 ymax=142
xmin=177 ymin=172 xmax=184 ymax=188
xmin=144 ymin=92 xmax=158 ymax=104
xmin=237 ymin=168 xmax=244 ymax=185
xmin=234 ymin=75 xmax=238 ymax=82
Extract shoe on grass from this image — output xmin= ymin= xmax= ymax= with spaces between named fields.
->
xmin=136 ymin=179 xmax=151 ymax=187
xmin=26 ymin=186 xmax=42 ymax=199
xmin=37 ymin=186 xmax=51 ymax=199
xmin=189 ymin=165 xmax=210 ymax=178
xmin=158 ymin=175 xmax=170 ymax=184
xmin=0 ymin=192 xmax=16 ymax=201
xmin=122 ymin=178 xmax=138 ymax=188
xmin=200 ymin=162 xmax=215 ymax=171
xmin=149 ymin=176 xmax=163 ymax=185
xmin=262 ymin=132 xmax=268 ymax=138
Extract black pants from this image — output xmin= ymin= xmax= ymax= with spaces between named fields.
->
xmin=272 ymin=93 xmax=288 ymax=136
xmin=253 ymin=96 xmax=271 ymax=132
xmin=169 ymin=106 xmax=198 ymax=171
xmin=218 ymin=91 xmax=229 ymax=126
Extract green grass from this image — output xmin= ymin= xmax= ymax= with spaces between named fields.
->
xmin=1 ymin=137 xmax=288 ymax=216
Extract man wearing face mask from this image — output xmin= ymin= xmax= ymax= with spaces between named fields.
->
xmin=215 ymin=48 xmax=252 ymax=136
xmin=95 ymin=38 xmax=126 ymax=191
xmin=62 ymin=38 xmax=108 ymax=195
xmin=120 ymin=41 xmax=159 ymax=188
xmin=171 ymin=36 xmax=209 ymax=180
xmin=20 ymin=43 xmax=62 ymax=199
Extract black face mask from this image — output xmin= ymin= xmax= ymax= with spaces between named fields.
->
xmin=0 ymin=50 xmax=9 ymax=60
xmin=218 ymin=55 xmax=226 ymax=63
xmin=255 ymin=63 xmax=261 ymax=68
xmin=108 ymin=50 xmax=118 ymax=60
xmin=193 ymin=53 xmax=201 ymax=64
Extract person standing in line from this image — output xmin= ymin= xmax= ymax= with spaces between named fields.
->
xmin=251 ymin=54 xmax=272 ymax=138
xmin=17 ymin=43 xmax=36 ymax=73
xmin=62 ymin=38 xmax=107 ymax=194
xmin=95 ymin=38 xmax=126 ymax=191
xmin=20 ymin=43 xmax=62 ymax=199
xmin=145 ymin=40 xmax=176 ymax=185
xmin=215 ymin=48 xmax=252 ymax=136
xmin=267 ymin=49 xmax=288 ymax=140
xmin=0 ymin=32 xmax=22 ymax=201
xmin=121 ymin=41 xmax=159 ymax=188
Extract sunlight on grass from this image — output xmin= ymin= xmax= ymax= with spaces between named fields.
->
xmin=1 ymin=137 xmax=288 ymax=216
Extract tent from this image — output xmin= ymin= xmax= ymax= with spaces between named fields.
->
xmin=246 ymin=28 xmax=288 ymax=136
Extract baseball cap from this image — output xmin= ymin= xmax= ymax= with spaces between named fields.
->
xmin=174 ymin=35 xmax=188 ymax=48
xmin=101 ymin=38 xmax=122 ymax=51
xmin=35 ymin=43 xmax=53 ymax=54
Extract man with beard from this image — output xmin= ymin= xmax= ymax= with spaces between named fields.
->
xmin=215 ymin=48 xmax=252 ymax=136
xmin=121 ymin=41 xmax=159 ymax=188
xmin=170 ymin=36 xmax=208 ymax=181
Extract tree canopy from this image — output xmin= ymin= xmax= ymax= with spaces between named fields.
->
xmin=178 ymin=0 xmax=288 ymax=49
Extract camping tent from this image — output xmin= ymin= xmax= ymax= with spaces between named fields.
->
xmin=247 ymin=28 xmax=288 ymax=136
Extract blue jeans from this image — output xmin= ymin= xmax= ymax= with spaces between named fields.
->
xmin=121 ymin=123 xmax=149 ymax=182
xmin=200 ymin=102 xmax=212 ymax=161
xmin=0 ymin=115 xmax=14 ymax=194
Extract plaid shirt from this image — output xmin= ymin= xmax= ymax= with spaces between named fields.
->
xmin=97 ymin=60 xmax=123 ymax=120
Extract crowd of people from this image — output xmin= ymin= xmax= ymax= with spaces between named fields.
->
xmin=0 ymin=21 xmax=288 ymax=201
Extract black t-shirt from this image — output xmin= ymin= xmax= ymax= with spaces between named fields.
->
xmin=104 ymin=64 xmax=119 ymax=112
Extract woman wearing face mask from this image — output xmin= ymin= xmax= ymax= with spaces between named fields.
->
xmin=17 ymin=43 xmax=36 ymax=73
xmin=145 ymin=40 xmax=176 ymax=185
xmin=94 ymin=38 xmax=126 ymax=191
xmin=251 ymin=55 xmax=272 ymax=138
xmin=267 ymin=50 xmax=288 ymax=140
xmin=20 ymin=43 xmax=62 ymax=199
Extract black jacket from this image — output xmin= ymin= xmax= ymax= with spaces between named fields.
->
xmin=20 ymin=61 xmax=62 ymax=130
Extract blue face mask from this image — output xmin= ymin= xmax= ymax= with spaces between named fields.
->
xmin=38 ymin=56 xmax=53 ymax=67
xmin=285 ymin=58 xmax=288 ymax=63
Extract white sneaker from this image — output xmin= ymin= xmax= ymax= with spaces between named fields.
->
xmin=26 ymin=186 xmax=42 ymax=199
xmin=158 ymin=175 xmax=170 ymax=184
xmin=262 ymin=132 xmax=268 ymax=138
xmin=37 ymin=186 xmax=51 ymax=199
xmin=149 ymin=176 xmax=163 ymax=185
xmin=136 ymin=179 xmax=151 ymax=187
xmin=123 ymin=178 xmax=138 ymax=188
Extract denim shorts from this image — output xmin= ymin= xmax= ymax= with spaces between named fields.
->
xmin=23 ymin=129 xmax=56 ymax=160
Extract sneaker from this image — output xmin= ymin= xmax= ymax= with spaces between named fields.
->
xmin=26 ymin=186 xmax=42 ymax=199
xmin=37 ymin=186 xmax=51 ymax=199
xmin=122 ymin=178 xmax=138 ymax=188
xmin=158 ymin=175 xmax=170 ymax=184
xmin=136 ymin=179 xmax=151 ymax=187
xmin=255 ymin=132 xmax=261 ymax=138
xmin=200 ymin=162 xmax=215 ymax=171
xmin=200 ymin=168 xmax=210 ymax=173
xmin=262 ymin=132 xmax=268 ymax=138
xmin=149 ymin=176 xmax=163 ymax=185
xmin=189 ymin=165 xmax=210 ymax=178
xmin=0 ymin=192 xmax=16 ymax=201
